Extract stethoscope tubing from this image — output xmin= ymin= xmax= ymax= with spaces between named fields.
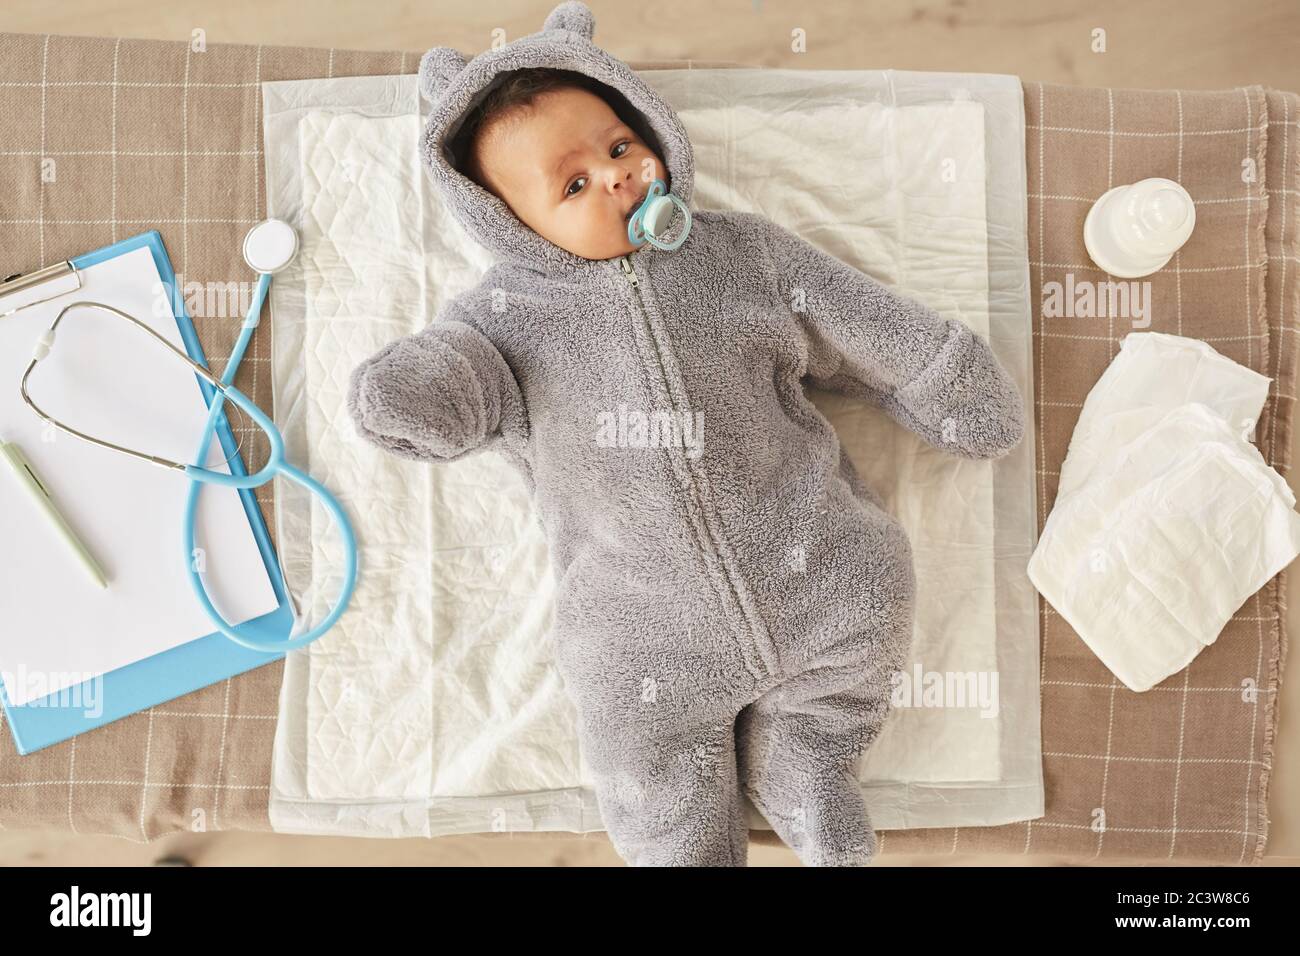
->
xmin=20 ymin=300 xmax=283 ymax=488
xmin=181 ymin=271 xmax=359 ymax=653
xmin=18 ymin=230 xmax=359 ymax=654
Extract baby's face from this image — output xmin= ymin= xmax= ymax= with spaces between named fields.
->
xmin=474 ymin=87 xmax=668 ymax=260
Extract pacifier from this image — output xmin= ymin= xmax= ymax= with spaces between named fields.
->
xmin=627 ymin=178 xmax=692 ymax=251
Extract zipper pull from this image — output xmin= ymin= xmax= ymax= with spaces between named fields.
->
xmin=618 ymin=255 xmax=639 ymax=286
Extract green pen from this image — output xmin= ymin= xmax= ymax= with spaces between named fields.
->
xmin=0 ymin=433 xmax=109 ymax=589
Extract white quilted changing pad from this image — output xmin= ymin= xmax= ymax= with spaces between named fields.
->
xmin=262 ymin=69 xmax=1042 ymax=838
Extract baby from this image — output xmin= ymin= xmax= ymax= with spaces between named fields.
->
xmin=347 ymin=0 xmax=1025 ymax=866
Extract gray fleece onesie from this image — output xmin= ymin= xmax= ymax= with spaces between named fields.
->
xmin=346 ymin=0 xmax=1026 ymax=866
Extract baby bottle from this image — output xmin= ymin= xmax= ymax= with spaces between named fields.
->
xmin=1083 ymin=177 xmax=1196 ymax=278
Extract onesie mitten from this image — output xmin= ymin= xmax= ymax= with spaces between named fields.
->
xmin=347 ymin=318 xmax=527 ymax=464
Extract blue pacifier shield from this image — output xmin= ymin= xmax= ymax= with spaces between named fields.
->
xmin=627 ymin=178 xmax=692 ymax=251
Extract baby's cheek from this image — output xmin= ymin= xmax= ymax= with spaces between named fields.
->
xmin=637 ymin=152 xmax=664 ymax=186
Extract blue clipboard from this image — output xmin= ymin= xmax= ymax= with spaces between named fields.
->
xmin=0 ymin=231 xmax=295 ymax=755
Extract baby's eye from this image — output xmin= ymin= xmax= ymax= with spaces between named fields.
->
xmin=562 ymin=143 xmax=631 ymax=199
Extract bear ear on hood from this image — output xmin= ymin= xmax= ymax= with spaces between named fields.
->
xmin=418 ymin=46 xmax=467 ymax=103
xmin=543 ymin=0 xmax=596 ymax=40
xmin=417 ymin=1 xmax=592 ymax=104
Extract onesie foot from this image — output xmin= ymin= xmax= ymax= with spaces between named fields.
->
xmin=737 ymin=648 xmax=901 ymax=867
xmin=586 ymin=720 xmax=751 ymax=867
xmin=741 ymin=748 xmax=878 ymax=867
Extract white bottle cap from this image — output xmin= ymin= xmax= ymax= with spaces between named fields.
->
xmin=1083 ymin=178 xmax=1196 ymax=278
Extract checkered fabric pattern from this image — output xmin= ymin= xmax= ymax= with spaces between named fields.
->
xmin=0 ymin=33 xmax=1294 ymax=862
xmin=863 ymin=83 xmax=1296 ymax=865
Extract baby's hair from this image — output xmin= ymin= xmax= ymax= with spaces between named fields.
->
xmin=453 ymin=67 xmax=638 ymax=196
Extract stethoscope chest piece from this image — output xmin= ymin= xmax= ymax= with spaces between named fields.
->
xmin=243 ymin=218 xmax=298 ymax=275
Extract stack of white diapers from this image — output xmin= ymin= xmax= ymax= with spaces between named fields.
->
xmin=1028 ymin=331 xmax=1300 ymax=692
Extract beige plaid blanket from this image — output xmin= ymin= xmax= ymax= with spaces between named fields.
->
xmin=0 ymin=33 xmax=1294 ymax=863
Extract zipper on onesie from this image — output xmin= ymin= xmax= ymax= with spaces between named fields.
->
xmin=614 ymin=254 xmax=780 ymax=683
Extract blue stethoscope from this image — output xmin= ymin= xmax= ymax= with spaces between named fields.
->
xmin=19 ymin=219 xmax=358 ymax=653
xmin=627 ymin=178 xmax=692 ymax=251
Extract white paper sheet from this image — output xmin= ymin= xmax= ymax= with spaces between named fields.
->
xmin=0 ymin=244 xmax=280 ymax=706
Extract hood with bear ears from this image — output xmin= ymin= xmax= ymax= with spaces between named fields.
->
xmin=417 ymin=0 xmax=695 ymax=278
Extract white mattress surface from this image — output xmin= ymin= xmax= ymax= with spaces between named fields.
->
xmin=262 ymin=69 xmax=1042 ymax=838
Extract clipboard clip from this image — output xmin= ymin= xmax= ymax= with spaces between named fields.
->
xmin=0 ymin=261 xmax=83 ymax=318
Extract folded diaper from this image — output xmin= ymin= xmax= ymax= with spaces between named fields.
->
xmin=1028 ymin=332 xmax=1300 ymax=692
